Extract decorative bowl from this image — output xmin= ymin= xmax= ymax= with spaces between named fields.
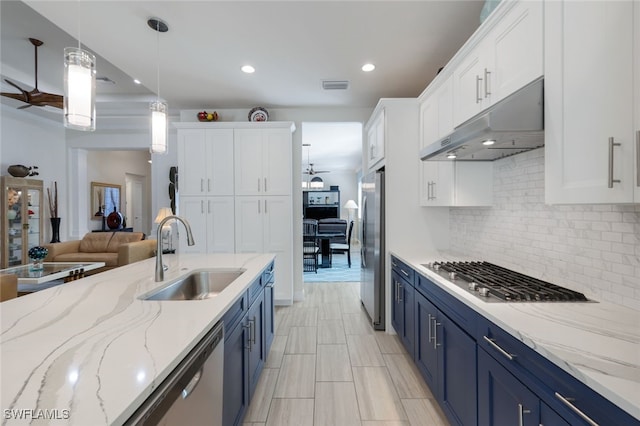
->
xmin=197 ymin=111 xmax=218 ymax=122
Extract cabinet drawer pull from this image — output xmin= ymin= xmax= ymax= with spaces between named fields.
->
xmin=636 ymin=130 xmax=640 ymax=186
xmin=433 ymin=319 xmax=441 ymax=349
xmin=484 ymin=68 xmax=491 ymax=97
xmin=555 ymin=392 xmax=599 ymax=426
xmin=608 ymin=137 xmax=621 ymax=188
xmin=428 ymin=314 xmax=434 ymax=343
xmin=400 ymin=269 xmax=410 ymax=278
xmin=201 ymin=200 xmax=204 ymax=214
xmin=476 ymin=75 xmax=483 ymax=103
xmin=483 ymin=336 xmax=515 ymax=361
xmin=201 ymin=178 xmax=204 ymax=192
xmin=257 ymin=178 xmax=261 ymax=192
xmin=208 ymin=178 xmax=211 ymax=192
xmin=398 ymin=283 xmax=403 ymax=302
xmin=431 ymin=181 xmax=436 ymax=200
xmin=264 ymin=178 xmax=267 ymax=193
xmin=517 ymin=403 xmax=531 ymax=426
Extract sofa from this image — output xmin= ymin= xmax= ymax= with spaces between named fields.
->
xmin=43 ymin=232 xmax=157 ymax=276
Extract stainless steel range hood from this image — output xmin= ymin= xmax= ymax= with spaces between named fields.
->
xmin=420 ymin=78 xmax=544 ymax=161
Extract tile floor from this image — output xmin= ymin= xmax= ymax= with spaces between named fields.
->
xmin=242 ymin=281 xmax=450 ymax=426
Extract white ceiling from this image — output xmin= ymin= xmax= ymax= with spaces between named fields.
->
xmin=2 ymin=0 xmax=485 ymax=171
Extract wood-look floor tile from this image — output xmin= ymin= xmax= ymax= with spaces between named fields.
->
xmin=374 ymin=331 xmax=406 ymax=354
xmin=275 ymin=312 xmax=293 ymax=336
xmin=288 ymin=307 xmax=318 ymax=326
xmin=401 ymin=399 xmax=449 ymax=426
xmin=353 ymin=366 xmax=407 ymax=421
xmin=316 ymin=344 xmax=353 ymax=382
xmin=244 ymin=369 xmax=279 ymax=422
xmin=285 ymin=327 xmax=317 ymax=354
xmin=314 ymin=382 xmax=361 ymax=426
xmin=343 ymin=313 xmax=375 ymax=335
xmin=265 ymin=398 xmax=314 ymax=426
xmin=242 ymin=423 xmax=266 ymax=426
xmin=318 ymin=303 xmax=343 ymax=320
xmin=317 ymin=319 xmax=346 ymax=344
xmin=265 ymin=335 xmax=287 ymax=368
xmin=347 ymin=335 xmax=385 ymax=367
xmin=273 ymin=354 xmax=316 ymax=398
xmin=341 ymin=297 xmax=363 ymax=314
xmin=384 ymin=354 xmax=432 ymax=399
xmin=361 ymin=421 xmax=410 ymax=426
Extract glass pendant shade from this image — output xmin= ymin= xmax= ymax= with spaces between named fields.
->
xmin=63 ymin=47 xmax=96 ymax=131
xmin=150 ymin=101 xmax=168 ymax=154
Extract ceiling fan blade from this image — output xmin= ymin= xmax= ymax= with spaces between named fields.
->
xmin=4 ymin=79 xmax=29 ymax=97
xmin=29 ymin=91 xmax=64 ymax=109
xmin=1 ymin=92 xmax=29 ymax=103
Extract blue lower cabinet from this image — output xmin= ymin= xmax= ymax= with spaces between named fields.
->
xmin=414 ymin=291 xmax=477 ymax=426
xmin=247 ymin=291 xmax=265 ymax=400
xmin=264 ymin=280 xmax=275 ymax=355
xmin=223 ymin=316 xmax=249 ymax=426
xmin=391 ymin=270 xmax=415 ymax=355
xmin=478 ymin=348 xmax=540 ymax=426
xmin=540 ymin=402 xmax=570 ymax=426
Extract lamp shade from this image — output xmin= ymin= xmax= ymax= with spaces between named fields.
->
xmin=344 ymin=199 xmax=358 ymax=210
xmin=150 ymin=101 xmax=168 ymax=154
xmin=154 ymin=207 xmax=173 ymax=223
xmin=63 ymin=47 xmax=96 ymax=131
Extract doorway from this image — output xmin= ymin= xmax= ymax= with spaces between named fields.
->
xmin=126 ymin=173 xmax=145 ymax=232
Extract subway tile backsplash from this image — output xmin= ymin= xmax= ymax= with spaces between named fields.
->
xmin=449 ymin=148 xmax=640 ymax=311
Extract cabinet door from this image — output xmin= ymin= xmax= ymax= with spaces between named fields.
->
xmin=490 ymin=0 xmax=543 ymax=104
xmin=391 ymin=271 xmax=405 ymax=344
xmin=263 ymin=196 xmax=292 ymax=294
xmin=540 ymin=402 xmax=570 ymax=426
xmin=207 ymin=196 xmax=235 ymax=253
xmin=235 ymin=197 xmax=263 ymax=253
xmin=178 ymin=129 xmax=207 ymax=196
xmin=263 ymin=129 xmax=292 ymax=195
xmin=545 ymin=1 xmax=635 ymax=203
xmin=435 ymin=75 xmax=454 ymax=139
xmin=367 ymin=109 xmax=385 ymax=171
xmin=419 ymin=95 xmax=439 ymax=150
xmin=478 ymin=348 xmax=540 ymax=426
xmin=401 ymin=280 xmax=415 ymax=356
xmin=205 ymin=129 xmax=235 ymax=196
xmin=247 ymin=292 xmax=265 ymax=400
xmin=438 ymin=314 xmax=477 ymax=426
xmin=420 ymin=162 xmax=454 ymax=206
xmin=223 ymin=319 xmax=249 ymax=426
xmin=264 ymin=280 xmax=275 ymax=355
xmin=414 ymin=291 xmax=438 ymax=392
xmin=453 ymin=48 xmax=487 ymax=126
xmin=235 ymin=129 xmax=264 ymax=196
xmin=179 ymin=197 xmax=207 ymax=253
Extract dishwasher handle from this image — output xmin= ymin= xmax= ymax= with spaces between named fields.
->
xmin=181 ymin=368 xmax=203 ymax=399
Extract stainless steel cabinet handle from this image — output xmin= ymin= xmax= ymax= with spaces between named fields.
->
xmin=181 ymin=368 xmax=203 ymax=399
xmin=433 ymin=320 xmax=441 ymax=349
xmin=431 ymin=181 xmax=436 ymax=200
xmin=608 ymin=137 xmax=621 ymax=188
xmin=428 ymin=314 xmax=434 ymax=343
xmin=483 ymin=336 xmax=515 ymax=361
xmin=476 ymin=75 xmax=483 ymax=103
xmin=258 ymin=200 xmax=261 ymax=214
xmin=208 ymin=200 xmax=211 ymax=214
xmin=264 ymin=178 xmax=267 ymax=193
xmin=201 ymin=178 xmax=204 ymax=192
xmin=264 ymin=199 xmax=267 ymax=214
xmin=395 ymin=281 xmax=398 ymax=302
xmin=250 ymin=317 xmax=256 ymax=345
xmin=555 ymin=392 xmax=599 ymax=426
xmin=258 ymin=178 xmax=261 ymax=192
xmin=392 ymin=261 xmax=398 ymax=268
xmin=400 ymin=269 xmax=409 ymax=278
xmin=208 ymin=178 xmax=211 ymax=192
xmin=484 ymin=68 xmax=491 ymax=97
xmin=244 ymin=323 xmax=252 ymax=350
xmin=398 ymin=283 xmax=403 ymax=302
xmin=518 ymin=403 xmax=531 ymax=426
xmin=636 ymin=130 xmax=640 ymax=187
xmin=201 ymin=200 xmax=204 ymax=214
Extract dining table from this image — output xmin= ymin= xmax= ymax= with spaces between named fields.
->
xmin=315 ymin=232 xmax=346 ymax=268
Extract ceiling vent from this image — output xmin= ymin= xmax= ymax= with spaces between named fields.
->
xmin=322 ymin=80 xmax=349 ymax=90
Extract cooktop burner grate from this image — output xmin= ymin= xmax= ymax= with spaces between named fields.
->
xmin=428 ymin=261 xmax=589 ymax=302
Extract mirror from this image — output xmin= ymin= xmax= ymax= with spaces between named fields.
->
xmin=91 ymin=182 xmax=121 ymax=220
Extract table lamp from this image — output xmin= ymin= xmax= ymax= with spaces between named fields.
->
xmin=344 ymin=199 xmax=358 ymax=223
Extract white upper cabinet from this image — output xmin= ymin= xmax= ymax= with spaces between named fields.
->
xmin=179 ymin=196 xmax=235 ymax=253
xmin=545 ymin=1 xmax=637 ymax=204
xmin=453 ymin=0 xmax=543 ymax=127
xmin=366 ymin=108 xmax=385 ymax=172
xmin=235 ymin=128 xmax=292 ymax=196
xmin=420 ymin=74 xmax=454 ymax=148
xmin=178 ymin=128 xmax=234 ymax=196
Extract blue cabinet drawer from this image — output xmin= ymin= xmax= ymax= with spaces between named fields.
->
xmin=262 ymin=261 xmax=275 ymax=285
xmin=478 ymin=316 xmax=639 ymax=426
xmin=391 ymin=256 xmax=414 ymax=285
xmin=247 ymin=275 xmax=264 ymax=306
xmin=223 ymin=291 xmax=248 ymax=338
xmin=416 ymin=274 xmax=477 ymax=338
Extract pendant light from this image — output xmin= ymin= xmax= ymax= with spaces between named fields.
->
xmin=63 ymin=1 xmax=96 ymax=131
xmin=148 ymin=18 xmax=168 ymax=154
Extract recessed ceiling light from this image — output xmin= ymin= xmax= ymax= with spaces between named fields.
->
xmin=362 ymin=63 xmax=375 ymax=72
xmin=133 ymin=79 xmax=141 ymax=85
xmin=447 ymin=153 xmax=457 ymax=159
xmin=482 ymin=140 xmax=496 ymax=146
xmin=241 ymin=65 xmax=255 ymax=74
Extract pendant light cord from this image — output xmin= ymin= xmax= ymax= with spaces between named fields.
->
xmin=77 ymin=0 xmax=81 ymax=49
xmin=156 ymin=20 xmax=160 ymax=102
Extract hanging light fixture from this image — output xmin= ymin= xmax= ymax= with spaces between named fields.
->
xmin=148 ymin=18 xmax=169 ymax=154
xmin=63 ymin=1 xmax=96 ymax=131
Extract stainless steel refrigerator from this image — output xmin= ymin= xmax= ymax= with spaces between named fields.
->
xmin=360 ymin=169 xmax=385 ymax=330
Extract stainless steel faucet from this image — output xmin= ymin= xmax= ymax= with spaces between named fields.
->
xmin=155 ymin=215 xmax=195 ymax=282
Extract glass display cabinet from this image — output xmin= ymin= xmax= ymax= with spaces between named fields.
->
xmin=1 ymin=176 xmax=44 ymax=268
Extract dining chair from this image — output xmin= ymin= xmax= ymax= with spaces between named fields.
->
xmin=303 ymin=219 xmax=320 ymax=273
xmin=330 ymin=220 xmax=354 ymax=268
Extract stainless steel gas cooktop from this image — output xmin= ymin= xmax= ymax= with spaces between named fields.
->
xmin=422 ymin=261 xmax=591 ymax=303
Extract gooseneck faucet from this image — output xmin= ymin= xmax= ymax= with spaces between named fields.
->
xmin=155 ymin=215 xmax=195 ymax=282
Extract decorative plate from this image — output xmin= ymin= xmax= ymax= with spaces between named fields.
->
xmin=249 ymin=107 xmax=269 ymax=122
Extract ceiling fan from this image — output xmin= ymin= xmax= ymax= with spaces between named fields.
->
xmin=303 ymin=163 xmax=330 ymax=175
xmin=1 ymin=38 xmax=63 ymax=109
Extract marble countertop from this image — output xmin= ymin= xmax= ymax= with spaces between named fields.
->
xmin=1 ymin=253 xmax=274 ymax=425
xmin=390 ymin=249 xmax=640 ymax=421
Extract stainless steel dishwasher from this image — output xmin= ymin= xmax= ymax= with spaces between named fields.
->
xmin=125 ymin=321 xmax=224 ymax=426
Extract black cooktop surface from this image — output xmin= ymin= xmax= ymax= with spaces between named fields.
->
xmin=423 ymin=261 xmax=589 ymax=302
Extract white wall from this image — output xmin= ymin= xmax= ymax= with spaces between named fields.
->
xmin=312 ymin=170 xmax=359 ymax=220
xmin=450 ymin=148 xmax=640 ymax=311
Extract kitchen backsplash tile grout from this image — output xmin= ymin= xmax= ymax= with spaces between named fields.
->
xmin=449 ymin=148 xmax=640 ymax=311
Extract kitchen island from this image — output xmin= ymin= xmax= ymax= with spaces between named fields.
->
xmin=0 ymin=253 xmax=275 ymax=425
xmin=391 ymin=249 xmax=640 ymax=424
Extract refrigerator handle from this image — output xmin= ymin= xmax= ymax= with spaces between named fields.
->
xmin=361 ymin=195 xmax=367 ymax=267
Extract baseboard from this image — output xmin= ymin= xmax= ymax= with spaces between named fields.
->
xmin=275 ymin=298 xmax=293 ymax=306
